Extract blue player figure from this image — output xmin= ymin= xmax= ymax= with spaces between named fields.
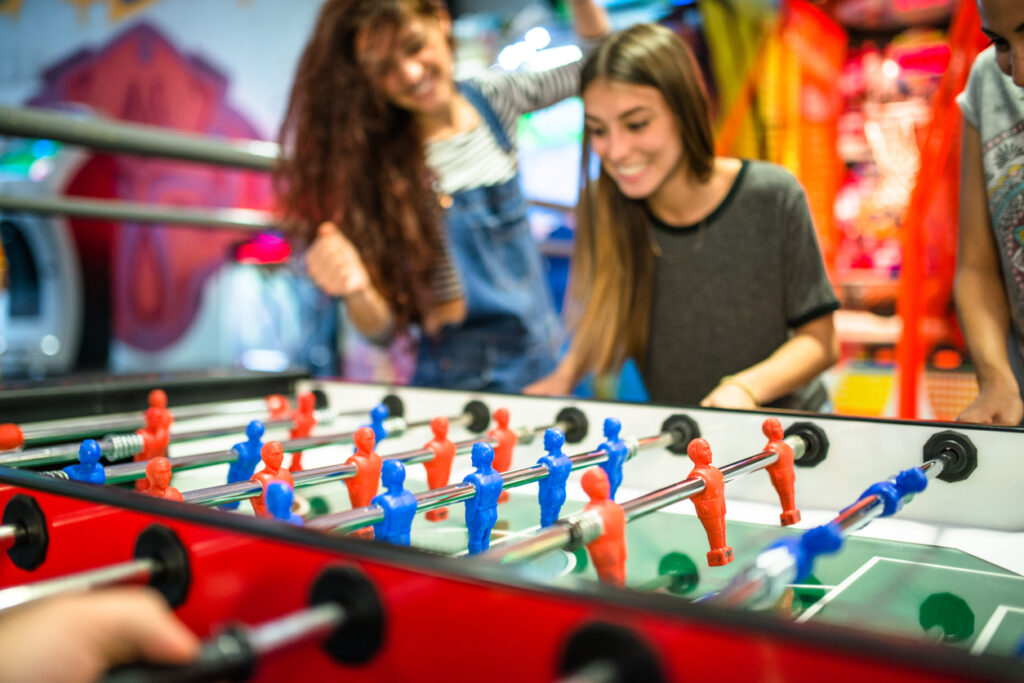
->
xmin=366 ymin=403 xmax=389 ymax=444
xmin=63 ymin=439 xmax=105 ymax=484
xmin=371 ymin=460 xmax=418 ymax=546
xmin=265 ymin=480 xmax=303 ymax=525
xmin=221 ymin=420 xmax=265 ymax=511
xmin=463 ymin=442 xmax=503 ymax=555
xmin=597 ymin=417 xmax=628 ymax=501
xmin=537 ymin=428 xmax=572 ymax=528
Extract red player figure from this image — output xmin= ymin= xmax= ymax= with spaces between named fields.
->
xmin=265 ymin=394 xmax=291 ymax=421
xmin=134 ymin=407 xmax=170 ymax=492
xmin=288 ymin=391 xmax=318 ymax=472
xmin=762 ymin=418 xmax=801 ymax=526
xmin=143 ymin=457 xmax=182 ymax=501
xmin=488 ymin=408 xmax=518 ymax=504
xmin=581 ymin=467 xmax=627 ymax=586
xmin=345 ymin=427 xmax=383 ymax=538
xmin=0 ymin=423 xmax=23 ymax=451
xmin=685 ymin=438 xmax=734 ymax=567
xmin=147 ymin=389 xmax=174 ymax=430
xmin=250 ymin=441 xmax=295 ymax=517
xmin=423 ymin=416 xmax=456 ymax=522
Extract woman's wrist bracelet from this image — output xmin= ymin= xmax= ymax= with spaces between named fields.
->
xmin=719 ymin=375 xmax=759 ymax=406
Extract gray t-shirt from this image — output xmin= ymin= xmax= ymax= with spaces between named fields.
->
xmin=642 ymin=160 xmax=839 ymax=410
xmin=956 ymin=46 xmax=1024 ymax=368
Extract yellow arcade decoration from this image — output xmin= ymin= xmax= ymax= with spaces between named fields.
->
xmin=709 ymin=0 xmax=846 ymax=266
xmin=701 ymin=0 xmax=776 ymax=160
xmin=0 ymin=0 xmax=22 ymax=18
xmin=59 ymin=0 xmax=161 ymax=23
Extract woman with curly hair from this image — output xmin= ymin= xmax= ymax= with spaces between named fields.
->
xmin=277 ymin=0 xmax=608 ymax=391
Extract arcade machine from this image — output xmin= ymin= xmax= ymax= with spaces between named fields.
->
xmin=0 ymin=137 xmax=85 ymax=380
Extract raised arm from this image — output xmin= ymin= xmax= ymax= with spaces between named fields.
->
xmin=480 ymin=0 xmax=610 ymax=118
xmin=954 ymin=120 xmax=1023 ymax=425
xmin=569 ymin=0 xmax=611 ymax=40
xmin=306 ymin=221 xmax=395 ymax=342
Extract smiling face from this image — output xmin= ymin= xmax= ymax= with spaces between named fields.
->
xmin=583 ymin=78 xmax=686 ymax=204
xmin=980 ymin=0 xmax=1024 ymax=87
xmin=358 ymin=10 xmax=455 ymax=116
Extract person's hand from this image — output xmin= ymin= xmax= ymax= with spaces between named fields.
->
xmin=522 ymin=369 xmax=575 ymax=396
xmin=0 ymin=587 xmax=199 ymax=683
xmin=306 ymin=221 xmax=372 ymax=298
xmin=700 ymin=381 xmax=758 ymax=410
xmin=957 ymin=382 xmax=1023 ymax=426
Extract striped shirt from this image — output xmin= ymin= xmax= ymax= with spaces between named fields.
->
xmin=426 ymin=60 xmax=583 ymax=303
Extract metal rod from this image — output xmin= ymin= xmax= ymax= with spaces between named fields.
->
xmin=0 ymin=193 xmax=274 ymax=231
xmin=0 ymin=442 xmax=116 ymax=469
xmin=0 ymin=524 xmax=20 ymax=553
xmin=4 ymin=397 xmax=273 ymax=451
xmin=6 ymin=397 xmax=383 ymax=453
xmin=247 ymin=603 xmax=345 ymax=656
xmin=183 ymin=435 xmax=487 ymax=506
xmin=159 ymin=399 xmax=272 ymax=423
xmin=711 ymin=457 xmax=947 ymax=610
xmin=99 ymin=430 xmax=345 ymax=485
xmin=294 ymin=443 xmax=442 ymax=484
xmin=183 ymin=480 xmax=263 ymax=507
xmin=97 ymin=410 xmax=445 ymax=486
xmin=99 ymin=602 xmax=346 ymax=682
xmin=830 ymin=493 xmax=885 ymax=536
xmin=555 ymin=660 xmax=620 ymax=683
xmin=313 ymin=426 xmax=660 ymax=535
xmin=166 ymin=413 xmax=554 ymax=512
xmin=482 ymin=513 xmax=593 ymax=565
xmin=705 ymin=543 xmax=796 ymax=610
xmin=831 ymin=456 xmax=945 ymax=536
xmin=299 ymin=438 xmax=493 ymax=528
xmin=101 ymin=448 xmax=238 ymax=485
xmin=4 ymin=411 xmax=323 ymax=469
xmin=919 ymin=457 xmax=946 ymax=479
xmin=482 ymin=435 xmax=802 ymax=564
xmin=255 ymin=416 xmax=557 ymax=502
xmin=0 ymin=105 xmax=278 ymax=170
xmin=59 ymin=419 xmax=381 ymax=485
xmin=0 ymin=558 xmax=156 ymax=613
xmin=621 ymin=448 xmax=778 ymax=523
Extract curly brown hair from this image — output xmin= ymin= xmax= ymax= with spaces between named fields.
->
xmin=276 ymin=0 xmax=448 ymax=328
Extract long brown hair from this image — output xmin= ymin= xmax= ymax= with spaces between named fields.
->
xmin=276 ymin=0 xmax=447 ymax=328
xmin=568 ymin=23 xmax=714 ymax=375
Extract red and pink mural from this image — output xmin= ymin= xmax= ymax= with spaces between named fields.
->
xmin=29 ymin=22 xmax=274 ymax=352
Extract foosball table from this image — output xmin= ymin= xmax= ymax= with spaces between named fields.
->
xmin=0 ymin=375 xmax=1021 ymax=682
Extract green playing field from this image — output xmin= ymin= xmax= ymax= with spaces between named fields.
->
xmin=299 ymin=483 xmax=1023 ymax=660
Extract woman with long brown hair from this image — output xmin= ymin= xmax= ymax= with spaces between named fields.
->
xmin=526 ymin=23 xmax=840 ymax=410
xmin=276 ymin=0 xmax=608 ymax=392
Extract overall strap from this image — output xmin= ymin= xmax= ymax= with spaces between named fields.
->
xmin=458 ymin=80 xmax=514 ymax=154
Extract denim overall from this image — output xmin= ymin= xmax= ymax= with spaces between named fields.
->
xmin=411 ymin=82 xmax=561 ymax=393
